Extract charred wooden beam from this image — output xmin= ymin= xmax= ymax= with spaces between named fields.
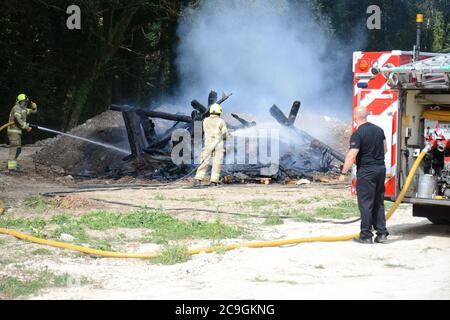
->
xmin=231 ymin=113 xmax=256 ymax=128
xmin=191 ymin=92 xmax=233 ymax=119
xmin=139 ymin=110 xmax=192 ymax=123
xmin=121 ymin=110 xmax=147 ymax=157
xmin=208 ymin=90 xmax=218 ymax=106
xmin=288 ymin=101 xmax=301 ymax=126
xmin=217 ymin=92 xmax=233 ymax=105
xmin=111 ymin=104 xmax=192 ymax=123
xmin=270 ymin=104 xmax=345 ymax=163
xmin=191 ymin=100 xmax=207 ymax=114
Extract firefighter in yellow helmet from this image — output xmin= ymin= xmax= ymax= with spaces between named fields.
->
xmin=194 ymin=103 xmax=230 ymax=187
xmin=6 ymin=93 xmax=38 ymax=172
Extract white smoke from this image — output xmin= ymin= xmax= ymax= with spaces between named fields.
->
xmin=175 ymin=0 xmax=355 ymax=120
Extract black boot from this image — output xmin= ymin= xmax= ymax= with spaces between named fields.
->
xmin=375 ymin=234 xmax=388 ymax=243
xmin=353 ymin=236 xmax=373 ymax=244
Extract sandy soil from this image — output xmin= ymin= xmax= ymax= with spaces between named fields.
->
xmin=1 ymin=147 xmax=450 ymax=300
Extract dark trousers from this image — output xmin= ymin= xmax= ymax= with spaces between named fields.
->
xmin=356 ymin=165 xmax=389 ymax=239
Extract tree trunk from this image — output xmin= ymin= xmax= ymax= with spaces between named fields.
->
xmin=64 ymin=7 xmax=138 ymax=129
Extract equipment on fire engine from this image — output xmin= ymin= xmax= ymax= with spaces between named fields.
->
xmin=419 ymin=112 xmax=450 ymax=199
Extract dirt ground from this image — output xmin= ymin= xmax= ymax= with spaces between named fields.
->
xmin=1 ymin=146 xmax=450 ymax=300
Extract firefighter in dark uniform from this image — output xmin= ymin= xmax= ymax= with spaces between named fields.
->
xmin=339 ymin=107 xmax=389 ymax=244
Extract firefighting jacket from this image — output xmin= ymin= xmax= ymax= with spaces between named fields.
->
xmin=203 ymin=114 xmax=229 ymax=146
xmin=7 ymin=103 xmax=37 ymax=134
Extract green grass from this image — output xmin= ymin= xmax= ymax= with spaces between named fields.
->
xmin=154 ymin=194 xmax=166 ymax=201
xmin=314 ymin=199 xmax=359 ymax=220
xmin=0 ymin=269 xmax=73 ymax=299
xmin=1 ymin=208 xmax=246 ymax=249
xmin=384 ymin=263 xmax=415 ymax=270
xmin=314 ymin=264 xmax=325 ymax=269
xmin=154 ymin=244 xmax=191 ymax=265
xmin=251 ymin=277 xmax=270 ymax=283
xmin=262 ymin=211 xmax=283 ymax=225
xmin=0 ymin=257 xmax=16 ymax=266
xmin=284 ymin=209 xmax=317 ymax=223
xmin=296 ymin=198 xmax=313 ymax=205
xmin=169 ymin=196 xmax=210 ymax=202
xmin=31 ymin=248 xmax=53 ymax=256
xmin=0 ymin=216 xmax=48 ymax=236
xmin=295 ymin=196 xmax=325 ymax=207
xmin=22 ymin=195 xmax=58 ymax=211
xmin=238 ymin=199 xmax=283 ymax=209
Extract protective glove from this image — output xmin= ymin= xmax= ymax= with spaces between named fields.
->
xmin=31 ymin=102 xmax=37 ymax=111
xmin=25 ymin=127 xmax=32 ymax=133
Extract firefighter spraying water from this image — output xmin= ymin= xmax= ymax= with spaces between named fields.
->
xmin=33 ymin=125 xmax=130 ymax=155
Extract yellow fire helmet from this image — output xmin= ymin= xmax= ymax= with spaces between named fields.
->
xmin=209 ymin=103 xmax=222 ymax=115
xmin=16 ymin=93 xmax=28 ymax=103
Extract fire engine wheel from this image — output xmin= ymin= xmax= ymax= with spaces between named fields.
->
xmin=427 ymin=217 xmax=450 ymax=225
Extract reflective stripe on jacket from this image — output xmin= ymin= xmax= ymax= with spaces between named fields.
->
xmin=7 ymin=103 xmax=36 ymax=134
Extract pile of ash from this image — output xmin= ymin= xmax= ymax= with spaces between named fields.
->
xmin=33 ymin=111 xmax=130 ymax=178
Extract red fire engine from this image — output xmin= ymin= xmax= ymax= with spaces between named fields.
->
xmin=352 ymin=14 xmax=450 ymax=224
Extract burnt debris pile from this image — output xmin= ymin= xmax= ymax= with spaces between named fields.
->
xmin=33 ymin=91 xmax=350 ymax=182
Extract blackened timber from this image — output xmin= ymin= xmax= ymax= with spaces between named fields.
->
xmin=191 ymin=100 xmax=207 ymax=114
xmin=122 ymin=110 xmax=147 ymax=157
xmin=217 ymin=92 xmax=233 ymax=105
xmin=231 ymin=113 xmax=256 ymax=128
xmin=111 ymin=104 xmax=192 ymax=123
xmin=208 ymin=91 xmax=218 ymax=106
xmin=288 ymin=101 xmax=301 ymax=126
xmin=139 ymin=110 xmax=192 ymax=123
xmin=269 ymin=104 xmax=345 ymax=163
xmin=270 ymin=104 xmax=290 ymax=126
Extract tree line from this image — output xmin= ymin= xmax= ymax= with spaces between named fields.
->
xmin=0 ymin=0 xmax=448 ymax=142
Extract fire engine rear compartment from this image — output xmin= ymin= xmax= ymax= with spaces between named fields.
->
xmin=398 ymin=90 xmax=450 ymax=223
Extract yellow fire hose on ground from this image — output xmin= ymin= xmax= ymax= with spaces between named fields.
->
xmin=0 ymin=120 xmax=430 ymax=259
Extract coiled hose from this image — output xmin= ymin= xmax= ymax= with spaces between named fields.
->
xmin=0 ymin=120 xmax=430 ymax=259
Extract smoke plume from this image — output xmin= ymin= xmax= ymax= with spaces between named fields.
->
xmin=175 ymin=0 xmax=355 ymax=120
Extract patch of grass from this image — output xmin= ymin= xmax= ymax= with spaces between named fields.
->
xmin=170 ymin=196 xmax=210 ymax=202
xmin=154 ymin=244 xmax=191 ymax=265
xmin=263 ymin=211 xmax=283 ymax=225
xmin=284 ymin=209 xmax=317 ymax=223
xmin=2 ymin=208 xmax=246 ymax=250
xmin=239 ymin=199 xmax=283 ymax=210
xmin=31 ymin=248 xmax=53 ymax=256
xmin=81 ymin=209 xmax=245 ymax=242
xmin=314 ymin=264 xmax=325 ymax=270
xmin=251 ymin=277 xmax=269 ymax=283
xmin=210 ymin=241 xmax=228 ymax=255
xmin=384 ymin=263 xmax=414 ymax=270
xmin=0 ymin=257 xmax=16 ymax=266
xmin=50 ymin=214 xmax=90 ymax=244
xmin=0 ymin=269 xmax=73 ymax=299
xmin=295 ymin=196 xmax=323 ymax=207
xmin=154 ymin=194 xmax=166 ymax=201
xmin=0 ymin=217 xmax=48 ymax=236
xmin=296 ymin=198 xmax=313 ymax=205
xmin=314 ymin=199 xmax=359 ymax=220
xmin=273 ymin=279 xmax=298 ymax=285
xmin=22 ymin=195 xmax=58 ymax=211
xmin=0 ymin=239 xmax=6 ymax=245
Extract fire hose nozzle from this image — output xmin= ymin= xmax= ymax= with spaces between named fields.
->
xmin=29 ymin=124 xmax=39 ymax=129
